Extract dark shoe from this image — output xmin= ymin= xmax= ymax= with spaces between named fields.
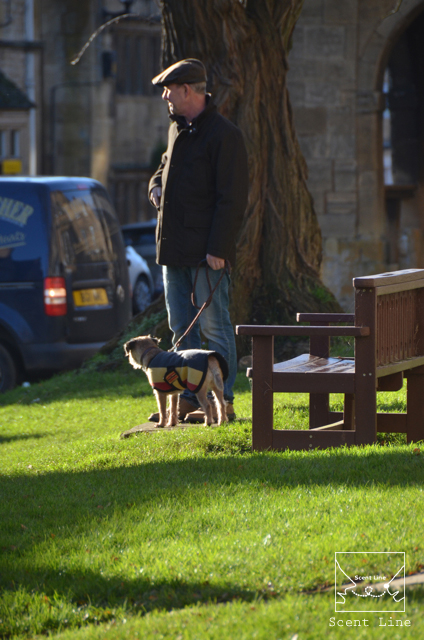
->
xmin=148 ymin=397 xmax=199 ymax=423
xmin=148 ymin=411 xmax=163 ymax=423
xmin=183 ymin=409 xmax=209 ymax=423
xmin=184 ymin=402 xmax=236 ymax=424
xmin=184 ymin=396 xmax=218 ymax=423
xmin=178 ymin=397 xmax=199 ymax=420
xmin=225 ymin=403 xmax=236 ymax=422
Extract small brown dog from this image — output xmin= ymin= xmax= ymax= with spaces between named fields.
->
xmin=124 ymin=335 xmax=228 ymax=428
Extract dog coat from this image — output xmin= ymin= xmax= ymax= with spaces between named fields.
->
xmin=148 ymin=349 xmax=228 ymax=393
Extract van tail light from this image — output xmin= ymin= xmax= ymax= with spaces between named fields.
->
xmin=44 ymin=277 xmax=67 ymax=316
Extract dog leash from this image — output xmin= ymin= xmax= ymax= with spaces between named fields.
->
xmin=169 ymin=259 xmax=231 ymax=352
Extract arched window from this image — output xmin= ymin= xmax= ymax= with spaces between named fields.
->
xmin=384 ymin=24 xmax=420 ymax=186
xmin=382 ymin=69 xmax=393 ymax=186
xmin=382 ymin=9 xmax=424 ymax=269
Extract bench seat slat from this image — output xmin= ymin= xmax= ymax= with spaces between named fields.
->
xmin=248 ymin=353 xmax=424 ymax=379
xmin=247 ymin=355 xmax=355 ymax=376
xmin=273 ymin=355 xmax=355 ymax=374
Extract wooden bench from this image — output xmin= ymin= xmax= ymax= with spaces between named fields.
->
xmin=236 ymin=269 xmax=424 ymax=451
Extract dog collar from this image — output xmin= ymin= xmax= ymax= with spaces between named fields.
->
xmin=140 ymin=345 xmax=159 ymax=367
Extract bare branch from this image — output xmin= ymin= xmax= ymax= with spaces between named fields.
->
xmin=387 ymin=0 xmax=403 ymax=16
xmin=70 ymin=14 xmax=156 ymax=66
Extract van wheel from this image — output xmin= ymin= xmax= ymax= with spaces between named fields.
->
xmin=133 ymin=276 xmax=152 ymax=315
xmin=0 ymin=344 xmax=17 ymax=393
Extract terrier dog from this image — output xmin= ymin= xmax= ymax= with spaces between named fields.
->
xmin=124 ymin=335 xmax=228 ymax=428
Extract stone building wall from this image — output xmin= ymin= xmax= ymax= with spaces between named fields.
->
xmin=288 ymin=0 xmax=424 ymax=310
xmin=0 ymin=0 xmax=38 ymax=175
xmin=0 ymin=0 xmax=27 ymax=91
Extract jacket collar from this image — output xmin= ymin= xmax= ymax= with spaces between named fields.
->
xmin=170 ymin=94 xmax=216 ymax=133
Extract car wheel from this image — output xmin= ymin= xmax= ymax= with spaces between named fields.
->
xmin=0 ymin=344 xmax=17 ymax=393
xmin=133 ymin=276 xmax=152 ymax=315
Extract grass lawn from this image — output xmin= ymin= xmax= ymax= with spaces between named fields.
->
xmin=0 ymin=357 xmax=423 ymax=639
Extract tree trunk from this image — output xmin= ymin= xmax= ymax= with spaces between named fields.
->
xmin=160 ymin=0 xmax=341 ymax=342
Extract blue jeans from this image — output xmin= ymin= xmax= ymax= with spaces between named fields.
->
xmin=163 ymin=265 xmax=236 ymax=406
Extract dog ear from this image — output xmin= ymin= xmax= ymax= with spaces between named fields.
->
xmin=124 ymin=339 xmax=136 ymax=355
xmin=148 ymin=335 xmax=161 ymax=346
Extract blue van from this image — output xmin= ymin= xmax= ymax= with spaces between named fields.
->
xmin=0 ymin=177 xmax=131 ymax=391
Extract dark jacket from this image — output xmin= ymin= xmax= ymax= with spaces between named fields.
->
xmin=149 ymin=98 xmax=248 ymax=267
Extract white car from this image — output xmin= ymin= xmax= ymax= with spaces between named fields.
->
xmin=121 ymin=219 xmax=163 ymax=296
xmin=125 ymin=245 xmax=154 ymax=315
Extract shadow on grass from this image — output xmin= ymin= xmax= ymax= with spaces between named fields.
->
xmin=0 ymin=433 xmax=46 ymax=444
xmin=1 ymin=449 xmax=423 ymax=511
xmin=0 ymin=450 xmax=422 ymax=546
xmin=0 ymin=451 xmax=423 ymax=631
xmin=3 ymin=565 xmax=256 ymax=612
xmin=0 ymin=559 xmax=257 ymax=637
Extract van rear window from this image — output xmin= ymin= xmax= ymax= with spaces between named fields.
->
xmin=50 ymin=188 xmax=121 ymax=265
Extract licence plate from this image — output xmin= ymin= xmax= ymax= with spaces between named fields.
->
xmin=73 ymin=288 xmax=109 ymax=307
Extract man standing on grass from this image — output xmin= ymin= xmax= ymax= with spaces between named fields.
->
xmin=148 ymin=58 xmax=248 ymax=423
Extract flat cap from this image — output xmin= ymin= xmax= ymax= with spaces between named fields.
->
xmin=152 ymin=59 xmax=207 ymax=87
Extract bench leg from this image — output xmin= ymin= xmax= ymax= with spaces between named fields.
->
xmin=251 ymin=335 xmax=274 ymax=451
xmin=343 ymin=394 xmax=355 ymax=430
xmin=309 ymin=393 xmax=330 ymax=428
xmin=354 ymin=383 xmax=377 ymax=445
xmin=406 ymin=373 xmax=424 ymax=444
xmin=309 ymin=331 xmax=330 ymax=429
xmin=354 ymin=288 xmax=377 ymax=445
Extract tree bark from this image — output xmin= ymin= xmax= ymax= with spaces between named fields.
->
xmin=160 ymin=0 xmax=341 ymax=341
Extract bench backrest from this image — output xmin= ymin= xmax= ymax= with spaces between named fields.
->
xmin=353 ymin=269 xmax=424 ymax=370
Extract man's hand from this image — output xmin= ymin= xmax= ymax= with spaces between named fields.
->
xmin=206 ymin=254 xmax=225 ymax=270
xmin=150 ymin=187 xmax=162 ymax=208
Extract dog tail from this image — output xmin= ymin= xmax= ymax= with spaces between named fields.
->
xmin=209 ymin=352 xmax=229 ymax=381
xmin=211 ymin=361 xmax=224 ymax=392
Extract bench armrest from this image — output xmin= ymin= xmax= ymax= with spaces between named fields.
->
xmin=296 ymin=313 xmax=355 ymax=323
xmin=236 ymin=325 xmax=370 ymax=337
